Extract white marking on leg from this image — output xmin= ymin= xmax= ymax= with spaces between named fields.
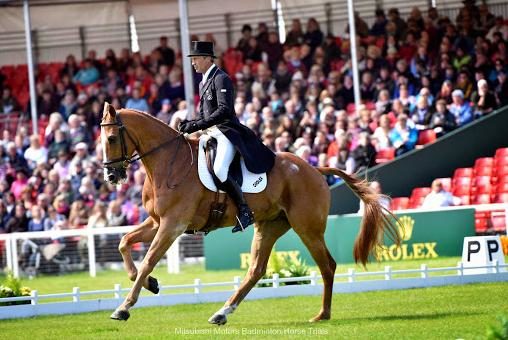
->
xmin=216 ymin=303 xmax=237 ymax=316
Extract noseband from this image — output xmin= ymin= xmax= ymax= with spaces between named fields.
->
xmin=100 ymin=113 xmax=185 ymax=169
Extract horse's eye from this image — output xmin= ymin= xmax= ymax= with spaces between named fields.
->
xmin=108 ymin=135 xmax=117 ymax=144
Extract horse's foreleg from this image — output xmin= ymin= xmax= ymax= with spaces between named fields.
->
xmin=118 ymin=217 xmax=158 ymax=287
xmin=111 ymin=219 xmax=185 ymax=321
xmin=208 ymin=220 xmax=290 ymax=325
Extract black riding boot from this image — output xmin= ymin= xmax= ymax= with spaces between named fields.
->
xmin=221 ymin=175 xmax=254 ymax=233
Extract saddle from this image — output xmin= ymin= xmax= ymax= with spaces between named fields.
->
xmin=186 ymin=136 xmax=268 ymax=235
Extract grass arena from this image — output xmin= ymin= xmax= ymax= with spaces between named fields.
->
xmin=1 ymin=257 xmax=508 ymax=339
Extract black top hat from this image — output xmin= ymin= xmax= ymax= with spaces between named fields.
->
xmin=187 ymin=41 xmax=216 ymax=58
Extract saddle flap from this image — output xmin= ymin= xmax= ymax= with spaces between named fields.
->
xmin=198 ymin=135 xmax=267 ymax=194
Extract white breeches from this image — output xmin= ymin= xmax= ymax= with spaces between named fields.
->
xmin=206 ymin=126 xmax=235 ymax=183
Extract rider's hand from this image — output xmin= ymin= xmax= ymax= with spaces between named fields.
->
xmin=179 ymin=120 xmax=201 ymax=134
xmin=178 ymin=120 xmax=189 ymax=132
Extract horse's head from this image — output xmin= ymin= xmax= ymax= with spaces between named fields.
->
xmin=100 ymin=102 xmax=135 ymax=184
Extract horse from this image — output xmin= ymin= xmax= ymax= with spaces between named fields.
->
xmin=100 ymin=103 xmax=400 ymax=324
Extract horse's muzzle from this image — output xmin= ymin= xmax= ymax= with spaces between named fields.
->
xmin=104 ymin=166 xmax=127 ymax=184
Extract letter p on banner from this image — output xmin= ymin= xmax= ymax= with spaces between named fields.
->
xmin=461 ymin=236 xmax=506 ymax=274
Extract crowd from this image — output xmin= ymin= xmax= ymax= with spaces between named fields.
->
xmin=0 ymin=2 xmax=507 ymax=259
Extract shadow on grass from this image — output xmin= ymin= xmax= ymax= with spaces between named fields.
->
xmin=256 ymin=310 xmax=486 ymax=328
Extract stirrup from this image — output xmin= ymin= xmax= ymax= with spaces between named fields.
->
xmin=232 ymin=208 xmax=254 ymax=233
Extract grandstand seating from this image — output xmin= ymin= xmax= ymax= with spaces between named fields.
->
xmin=375 ymin=147 xmax=395 ymax=164
xmin=391 ymin=197 xmax=409 ymax=210
xmin=416 ymin=129 xmax=437 ymax=148
xmin=391 ymin=147 xmax=508 ymax=234
xmin=408 ymin=187 xmax=431 ymax=208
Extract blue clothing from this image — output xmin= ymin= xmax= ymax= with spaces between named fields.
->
xmin=449 ymin=102 xmax=473 ymax=126
xmin=389 ymin=126 xmax=418 ymax=150
xmin=125 ymin=98 xmax=150 ymax=113
xmin=28 ymin=219 xmax=45 ymax=232
xmin=73 ymin=67 xmax=99 ymax=85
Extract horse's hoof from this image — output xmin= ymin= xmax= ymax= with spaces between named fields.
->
xmin=309 ymin=314 xmax=330 ymax=323
xmin=208 ymin=313 xmax=227 ymax=326
xmin=147 ymin=276 xmax=160 ymax=294
xmin=110 ymin=309 xmax=130 ymax=321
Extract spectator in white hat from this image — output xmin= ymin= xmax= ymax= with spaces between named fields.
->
xmin=448 ymin=89 xmax=472 ymax=127
xmin=471 ymin=79 xmax=498 ymax=118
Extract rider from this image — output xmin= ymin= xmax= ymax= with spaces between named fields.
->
xmin=179 ymin=41 xmax=275 ymax=233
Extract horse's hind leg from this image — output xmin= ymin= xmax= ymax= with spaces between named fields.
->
xmin=118 ymin=217 xmax=159 ymax=293
xmin=288 ymin=214 xmax=336 ymax=322
xmin=208 ymin=218 xmax=290 ymax=325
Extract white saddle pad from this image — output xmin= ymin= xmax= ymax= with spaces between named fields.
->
xmin=197 ymin=135 xmax=267 ymax=193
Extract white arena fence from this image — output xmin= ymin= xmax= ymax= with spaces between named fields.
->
xmin=0 ymin=262 xmax=506 ymax=320
xmin=0 ymin=227 xmax=183 ymax=278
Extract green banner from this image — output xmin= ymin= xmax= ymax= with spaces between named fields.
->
xmin=204 ymin=208 xmax=476 ymax=270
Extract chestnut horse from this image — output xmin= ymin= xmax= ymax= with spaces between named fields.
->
xmin=100 ymin=103 xmax=400 ymax=324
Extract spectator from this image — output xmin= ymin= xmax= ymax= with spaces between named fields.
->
xmin=73 ymin=59 xmax=99 ymax=86
xmin=370 ymin=9 xmax=388 ymax=36
xmin=10 ymin=168 xmax=29 ymax=200
xmin=351 ymin=132 xmax=377 ymax=172
xmin=389 ymin=114 xmax=418 ymax=156
xmin=27 ymin=205 xmax=45 ymax=232
xmin=125 ymin=87 xmax=150 ymax=113
xmin=372 ymin=114 xmax=393 ymax=151
xmin=68 ymin=198 xmax=89 ymax=229
xmin=67 ymin=115 xmax=90 ymax=149
xmin=154 ymin=36 xmax=176 ymax=68
xmin=304 ymin=18 xmax=324 ymax=53
xmin=421 ymin=179 xmax=458 ymax=208
xmin=429 ymin=99 xmax=457 ymax=136
xmin=107 ymin=199 xmax=127 ymax=227
xmin=264 ymin=31 xmax=283 ymax=72
xmin=285 ymin=19 xmax=305 ymax=47
xmin=47 ymin=130 xmax=70 ymax=161
xmin=410 ymin=95 xmax=433 ymax=130
xmin=24 ymin=135 xmax=48 ymax=170
xmin=43 ymin=205 xmax=67 ymax=231
xmin=156 ymin=98 xmax=173 ymax=124
xmin=0 ymin=88 xmax=20 ymax=113
xmin=237 ymin=24 xmax=253 ymax=57
xmin=5 ymin=203 xmax=28 ymax=233
xmin=471 ymin=79 xmax=498 ymax=118
xmin=448 ymin=89 xmax=473 ymax=127
xmin=0 ymin=200 xmax=11 ymax=233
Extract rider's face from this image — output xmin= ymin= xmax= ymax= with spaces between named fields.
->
xmin=191 ymin=56 xmax=212 ymax=74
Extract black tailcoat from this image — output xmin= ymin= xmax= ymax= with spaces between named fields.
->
xmin=193 ymin=66 xmax=275 ymax=173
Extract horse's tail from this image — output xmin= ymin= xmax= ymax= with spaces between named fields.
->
xmin=317 ymin=167 xmax=401 ymax=266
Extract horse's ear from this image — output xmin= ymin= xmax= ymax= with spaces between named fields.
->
xmin=103 ymin=102 xmax=116 ymax=118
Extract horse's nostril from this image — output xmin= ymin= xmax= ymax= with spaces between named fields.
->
xmin=108 ymin=173 xmax=116 ymax=181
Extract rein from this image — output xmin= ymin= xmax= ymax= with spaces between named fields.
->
xmin=101 ymin=113 xmax=194 ymax=188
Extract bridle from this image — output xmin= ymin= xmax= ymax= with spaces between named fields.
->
xmin=100 ymin=113 xmax=194 ymax=188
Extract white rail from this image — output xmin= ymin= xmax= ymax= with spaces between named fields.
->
xmin=0 ymin=227 xmax=181 ymax=277
xmin=0 ymin=262 xmax=507 ymax=320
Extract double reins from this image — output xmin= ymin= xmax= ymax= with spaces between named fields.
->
xmin=100 ymin=113 xmax=193 ymax=173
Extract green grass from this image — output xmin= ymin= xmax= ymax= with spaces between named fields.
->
xmin=0 ymin=282 xmax=507 ymax=339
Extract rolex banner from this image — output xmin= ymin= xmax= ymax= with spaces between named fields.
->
xmin=204 ymin=208 xmax=476 ymax=270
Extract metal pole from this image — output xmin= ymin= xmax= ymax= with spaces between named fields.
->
xmin=325 ymin=2 xmax=332 ymax=34
xmin=225 ymin=13 xmax=232 ymax=49
xmin=347 ymin=0 xmax=361 ymax=110
xmin=23 ymin=0 xmax=38 ymax=135
xmin=178 ymin=0 xmax=195 ymax=117
xmin=273 ymin=0 xmax=279 ymax=36
xmin=79 ymin=26 xmax=86 ymax=61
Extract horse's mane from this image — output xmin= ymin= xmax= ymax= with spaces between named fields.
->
xmin=119 ymin=108 xmax=178 ymax=134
